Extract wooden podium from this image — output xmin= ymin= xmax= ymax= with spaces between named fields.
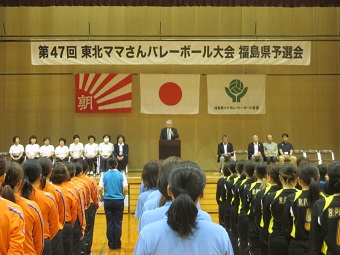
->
xmin=159 ymin=140 xmax=181 ymax=160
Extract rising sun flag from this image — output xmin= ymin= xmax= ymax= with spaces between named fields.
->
xmin=75 ymin=73 xmax=132 ymax=113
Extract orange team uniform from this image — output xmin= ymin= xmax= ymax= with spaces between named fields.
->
xmin=73 ymin=176 xmax=91 ymax=210
xmin=29 ymin=188 xmax=59 ymax=240
xmin=63 ymin=180 xmax=87 ymax=236
xmin=42 ymin=182 xmax=66 ymax=231
xmin=80 ymin=175 xmax=99 ymax=209
xmin=53 ymin=183 xmax=77 ymax=225
xmin=0 ymin=197 xmax=25 ymax=255
xmin=15 ymin=194 xmax=44 ymax=255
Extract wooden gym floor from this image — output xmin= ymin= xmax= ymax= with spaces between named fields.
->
xmin=92 ymin=212 xmax=219 ymax=254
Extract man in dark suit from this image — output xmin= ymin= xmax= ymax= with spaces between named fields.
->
xmin=113 ymin=135 xmax=129 ymax=172
xmin=159 ymin=120 xmax=179 ymax=140
xmin=217 ymin=135 xmax=234 ymax=172
xmin=247 ymin=135 xmax=264 ymax=162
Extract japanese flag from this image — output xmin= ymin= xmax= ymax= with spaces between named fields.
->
xmin=140 ymin=74 xmax=200 ymax=114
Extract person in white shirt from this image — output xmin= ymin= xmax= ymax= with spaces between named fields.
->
xmin=98 ymin=134 xmax=113 ymax=173
xmin=9 ymin=136 xmax=24 ymax=164
xmin=25 ymin=135 xmax=40 ymax=160
xmin=55 ymin=138 xmax=69 ymax=162
xmin=39 ymin=137 xmax=55 ymax=162
xmin=247 ymin=135 xmax=264 ymax=162
xmin=69 ymin=134 xmax=84 ymax=163
xmin=84 ymin=135 xmax=98 ymax=174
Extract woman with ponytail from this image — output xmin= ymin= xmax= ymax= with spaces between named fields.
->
xmin=22 ymin=160 xmax=59 ymax=255
xmin=245 ymin=162 xmax=269 ymax=255
xmin=50 ymin=162 xmax=77 ymax=255
xmin=2 ymin=161 xmax=44 ymax=255
xmin=263 ymin=163 xmax=297 ymax=255
xmin=0 ymin=158 xmax=25 ymax=255
xmin=237 ymin=160 xmax=256 ymax=255
xmin=254 ymin=164 xmax=282 ymax=255
xmin=283 ymin=163 xmax=324 ymax=255
xmin=38 ymin=158 xmax=66 ymax=255
xmin=134 ymin=161 xmax=233 ymax=255
xmin=310 ymin=161 xmax=340 ymax=255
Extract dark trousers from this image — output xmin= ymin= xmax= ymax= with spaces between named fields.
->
xmin=288 ymin=239 xmax=309 ymax=255
xmin=11 ymin=157 xmax=24 ymax=164
xmin=218 ymin=202 xmax=226 ymax=227
xmin=265 ymin=156 xmax=278 ymax=164
xmin=224 ymin=203 xmax=231 ymax=231
xmin=72 ymin=218 xmax=82 ymax=255
xmin=55 ymin=158 xmax=69 ymax=163
xmin=51 ymin=230 xmax=64 ymax=255
xmin=268 ymin=234 xmax=288 ymax=255
xmin=100 ymin=157 xmax=111 ymax=172
xmin=43 ymin=238 xmax=53 ymax=255
xmin=62 ymin=223 xmax=73 ymax=255
xmin=238 ymin=213 xmax=250 ymax=255
xmin=70 ymin=157 xmax=82 ymax=163
xmin=84 ymin=203 xmax=96 ymax=254
xmin=259 ymin=227 xmax=269 ymax=255
xmin=85 ymin=157 xmax=97 ymax=172
xmin=104 ymin=199 xmax=124 ymax=249
xmin=117 ymin=159 xmax=127 ymax=172
xmin=248 ymin=217 xmax=260 ymax=255
xmin=230 ymin=206 xmax=240 ymax=255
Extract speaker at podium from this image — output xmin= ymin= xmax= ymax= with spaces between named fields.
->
xmin=159 ymin=140 xmax=181 ymax=160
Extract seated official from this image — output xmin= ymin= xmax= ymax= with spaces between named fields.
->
xmin=278 ymin=133 xmax=297 ymax=165
xmin=159 ymin=120 xmax=179 ymax=140
xmin=39 ymin=137 xmax=54 ymax=162
xmin=248 ymin=135 xmax=264 ymax=162
xmin=217 ymin=134 xmax=234 ymax=172
xmin=69 ymin=134 xmax=84 ymax=163
xmin=113 ymin=135 xmax=129 ymax=173
xmin=55 ymin=138 xmax=69 ymax=162
xmin=9 ymin=136 xmax=25 ymax=164
xmin=263 ymin=134 xmax=278 ymax=164
xmin=84 ymin=135 xmax=98 ymax=174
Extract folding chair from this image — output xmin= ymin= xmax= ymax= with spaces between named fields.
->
xmin=293 ymin=150 xmax=306 ymax=158
xmin=319 ymin=150 xmax=335 ymax=164
xmin=305 ymin=150 xmax=321 ymax=164
xmin=233 ymin=150 xmax=248 ymax=161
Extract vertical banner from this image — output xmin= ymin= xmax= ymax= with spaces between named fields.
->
xmin=140 ymin=74 xmax=200 ymax=114
xmin=75 ymin=73 xmax=132 ymax=113
xmin=207 ymin=75 xmax=266 ymax=114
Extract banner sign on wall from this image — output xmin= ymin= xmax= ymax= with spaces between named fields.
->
xmin=207 ymin=74 xmax=266 ymax=114
xmin=32 ymin=41 xmax=310 ymax=65
xmin=75 ymin=73 xmax=132 ymax=113
xmin=140 ymin=74 xmax=200 ymax=114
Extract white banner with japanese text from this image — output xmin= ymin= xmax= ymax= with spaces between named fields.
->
xmin=207 ymin=74 xmax=266 ymax=114
xmin=31 ymin=41 xmax=310 ymax=65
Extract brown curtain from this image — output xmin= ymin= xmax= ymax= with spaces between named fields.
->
xmin=0 ymin=0 xmax=339 ymax=7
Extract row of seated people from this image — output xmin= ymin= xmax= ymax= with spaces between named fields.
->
xmin=7 ymin=134 xmax=129 ymax=174
xmin=217 ymin=133 xmax=334 ymax=172
xmin=215 ymin=158 xmax=337 ymax=255
xmin=0 ymin=157 xmax=99 ymax=255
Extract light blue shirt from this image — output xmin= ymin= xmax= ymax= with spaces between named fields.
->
xmin=99 ymin=169 xmax=127 ymax=200
xmin=140 ymin=201 xmax=211 ymax=231
xmin=134 ymin=212 xmax=234 ymax=255
xmin=135 ymin=188 xmax=158 ymax=219
xmin=143 ymin=192 xmax=162 ymax=213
